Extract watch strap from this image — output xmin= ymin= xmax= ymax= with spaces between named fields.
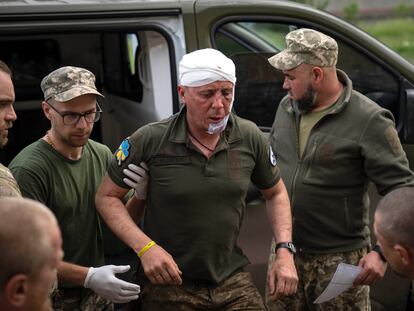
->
xmin=275 ymin=242 xmax=296 ymax=254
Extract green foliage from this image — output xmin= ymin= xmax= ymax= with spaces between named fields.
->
xmin=358 ymin=18 xmax=414 ymax=64
xmin=308 ymin=0 xmax=331 ymax=10
xmin=394 ymin=3 xmax=413 ymax=18
xmin=343 ymin=2 xmax=359 ymax=22
xmin=293 ymin=0 xmax=331 ymax=10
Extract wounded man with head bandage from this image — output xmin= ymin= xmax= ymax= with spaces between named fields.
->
xmin=96 ymin=48 xmax=298 ymax=310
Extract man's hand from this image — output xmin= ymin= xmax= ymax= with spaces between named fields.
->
xmin=353 ymin=251 xmax=387 ymax=285
xmin=140 ymin=244 xmax=183 ymax=286
xmin=84 ymin=265 xmax=140 ymax=303
xmin=123 ymin=162 xmax=149 ymax=200
xmin=268 ymin=249 xmax=298 ymax=301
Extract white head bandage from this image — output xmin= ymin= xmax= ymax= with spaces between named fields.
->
xmin=179 ymin=48 xmax=237 ymax=87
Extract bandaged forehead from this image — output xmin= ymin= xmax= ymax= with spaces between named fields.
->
xmin=179 ymin=48 xmax=237 ymax=87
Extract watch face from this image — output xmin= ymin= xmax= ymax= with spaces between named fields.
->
xmin=287 ymin=242 xmax=297 ymax=254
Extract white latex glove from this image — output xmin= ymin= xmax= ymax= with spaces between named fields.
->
xmin=123 ymin=162 xmax=149 ymax=200
xmin=84 ymin=265 xmax=140 ymax=303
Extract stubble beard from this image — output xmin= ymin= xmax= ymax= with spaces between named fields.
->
xmin=67 ymin=136 xmax=89 ymax=148
xmin=296 ymin=85 xmax=317 ymax=114
xmin=0 ymin=136 xmax=7 ymax=149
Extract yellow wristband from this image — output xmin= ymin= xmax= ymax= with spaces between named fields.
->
xmin=137 ymin=241 xmax=156 ymax=258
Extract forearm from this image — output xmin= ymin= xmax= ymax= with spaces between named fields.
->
xmin=126 ymin=195 xmax=146 ymax=224
xmin=57 ymin=261 xmax=89 ymax=286
xmin=263 ymin=181 xmax=297 ymax=299
xmin=265 ymin=180 xmax=292 ymax=243
xmin=97 ymin=194 xmax=151 ymax=252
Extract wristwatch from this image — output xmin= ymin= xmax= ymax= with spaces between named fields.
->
xmin=275 ymin=242 xmax=297 ymax=255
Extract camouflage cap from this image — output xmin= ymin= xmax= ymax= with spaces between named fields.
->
xmin=268 ymin=28 xmax=338 ymax=71
xmin=41 ymin=66 xmax=103 ymax=102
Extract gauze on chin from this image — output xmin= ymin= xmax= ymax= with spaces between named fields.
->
xmin=206 ymin=90 xmax=234 ymax=135
xmin=207 ymin=114 xmax=229 ymax=135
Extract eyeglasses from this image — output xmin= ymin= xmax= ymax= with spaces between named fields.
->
xmin=47 ymin=102 xmax=102 ymax=125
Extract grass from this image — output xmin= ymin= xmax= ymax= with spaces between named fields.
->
xmin=357 ymin=17 xmax=414 ymax=64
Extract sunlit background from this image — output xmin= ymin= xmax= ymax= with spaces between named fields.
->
xmin=293 ymin=0 xmax=414 ymax=63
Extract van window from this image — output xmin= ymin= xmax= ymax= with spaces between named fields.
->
xmin=0 ymin=39 xmax=61 ymax=101
xmin=102 ymin=32 xmax=143 ymax=102
xmin=127 ymin=34 xmax=139 ymax=75
xmin=215 ymin=21 xmax=399 ymax=129
xmin=0 ymin=31 xmax=167 ymax=165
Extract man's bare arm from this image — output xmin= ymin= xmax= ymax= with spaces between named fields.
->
xmin=261 ymin=179 xmax=298 ymax=301
xmin=261 ymin=179 xmax=292 ymax=243
xmin=57 ymin=261 xmax=89 ymax=286
xmin=95 ymin=174 xmax=182 ymax=285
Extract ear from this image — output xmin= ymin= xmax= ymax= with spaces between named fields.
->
xmin=394 ymin=244 xmax=412 ymax=266
xmin=177 ymin=85 xmax=186 ymax=105
xmin=4 ymin=274 xmax=29 ymax=307
xmin=311 ymin=67 xmax=324 ymax=84
xmin=42 ymin=101 xmax=52 ymax=121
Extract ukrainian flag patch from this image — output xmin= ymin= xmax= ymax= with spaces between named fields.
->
xmin=116 ymin=138 xmax=130 ymax=166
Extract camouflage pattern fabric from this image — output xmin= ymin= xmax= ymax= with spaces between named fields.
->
xmin=141 ymin=271 xmax=266 ymax=311
xmin=41 ymin=66 xmax=103 ymax=102
xmin=0 ymin=163 xmax=21 ymax=197
xmin=266 ymin=245 xmax=370 ymax=311
xmin=268 ymin=28 xmax=338 ymax=71
xmin=52 ymin=288 xmax=113 ymax=311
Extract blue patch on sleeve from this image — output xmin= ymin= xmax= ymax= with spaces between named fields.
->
xmin=115 ymin=138 xmax=130 ymax=166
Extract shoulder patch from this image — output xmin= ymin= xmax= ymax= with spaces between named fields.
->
xmin=385 ymin=125 xmax=403 ymax=156
xmin=116 ymin=138 xmax=130 ymax=166
xmin=269 ymin=145 xmax=277 ymax=166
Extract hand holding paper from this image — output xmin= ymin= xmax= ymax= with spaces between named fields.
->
xmin=314 ymin=263 xmax=362 ymax=304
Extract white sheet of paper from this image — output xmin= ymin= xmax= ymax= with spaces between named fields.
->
xmin=314 ymin=263 xmax=362 ymax=304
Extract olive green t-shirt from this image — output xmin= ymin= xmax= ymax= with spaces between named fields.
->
xmin=9 ymin=139 xmax=111 ymax=287
xmin=108 ymin=108 xmax=280 ymax=284
xmin=299 ymin=95 xmax=343 ymax=157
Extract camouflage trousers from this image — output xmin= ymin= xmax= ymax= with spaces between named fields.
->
xmin=266 ymin=244 xmax=370 ymax=311
xmin=141 ymin=271 xmax=266 ymax=310
xmin=52 ymin=287 xmax=114 ymax=311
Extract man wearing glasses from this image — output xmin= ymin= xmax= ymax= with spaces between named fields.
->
xmin=9 ymin=66 xmax=140 ymax=310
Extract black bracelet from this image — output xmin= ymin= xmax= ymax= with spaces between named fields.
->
xmin=372 ymin=244 xmax=387 ymax=263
